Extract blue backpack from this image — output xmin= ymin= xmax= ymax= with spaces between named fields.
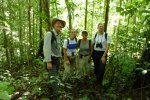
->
xmin=67 ymin=38 xmax=77 ymax=49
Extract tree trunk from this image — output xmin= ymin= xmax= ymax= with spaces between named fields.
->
xmin=55 ymin=0 xmax=58 ymax=17
xmin=91 ymin=1 xmax=95 ymax=36
xmin=65 ymin=0 xmax=72 ymax=30
xmin=2 ymin=0 xmax=11 ymax=68
xmin=27 ymin=0 xmax=32 ymax=65
xmin=50 ymin=0 xmax=58 ymax=17
xmin=28 ymin=0 xmax=32 ymax=49
xmin=39 ymin=0 xmax=43 ymax=39
xmin=18 ymin=0 xmax=24 ymax=63
xmin=42 ymin=0 xmax=51 ymax=31
xmin=3 ymin=29 xmax=11 ymax=68
xmin=32 ymin=8 xmax=35 ymax=55
xmin=104 ymin=0 xmax=110 ymax=32
xmin=84 ymin=0 xmax=88 ymax=30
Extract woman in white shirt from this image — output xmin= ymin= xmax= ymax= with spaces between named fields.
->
xmin=62 ymin=29 xmax=77 ymax=81
xmin=91 ymin=23 xmax=111 ymax=86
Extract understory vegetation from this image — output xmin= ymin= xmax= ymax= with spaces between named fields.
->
xmin=0 ymin=0 xmax=150 ymax=99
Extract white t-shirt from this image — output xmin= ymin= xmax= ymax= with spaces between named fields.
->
xmin=92 ymin=32 xmax=111 ymax=51
xmin=63 ymin=38 xmax=77 ymax=56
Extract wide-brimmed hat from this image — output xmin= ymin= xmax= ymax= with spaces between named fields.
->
xmin=52 ymin=18 xmax=66 ymax=28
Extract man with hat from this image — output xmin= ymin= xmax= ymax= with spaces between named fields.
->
xmin=43 ymin=18 xmax=66 ymax=99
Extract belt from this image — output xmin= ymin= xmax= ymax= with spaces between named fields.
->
xmin=68 ymin=56 xmax=76 ymax=58
xmin=79 ymin=55 xmax=89 ymax=58
xmin=51 ymin=56 xmax=60 ymax=60
xmin=80 ymin=54 xmax=89 ymax=56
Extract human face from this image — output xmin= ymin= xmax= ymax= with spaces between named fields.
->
xmin=82 ymin=33 xmax=88 ymax=40
xmin=53 ymin=21 xmax=63 ymax=33
xmin=98 ymin=23 xmax=104 ymax=33
xmin=70 ymin=30 xmax=76 ymax=39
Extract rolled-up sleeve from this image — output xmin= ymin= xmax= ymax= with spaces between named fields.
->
xmin=107 ymin=35 xmax=111 ymax=44
xmin=43 ymin=32 xmax=52 ymax=62
xmin=63 ymin=39 xmax=68 ymax=49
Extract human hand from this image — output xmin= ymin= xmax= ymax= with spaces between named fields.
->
xmin=47 ymin=62 xmax=52 ymax=70
xmin=101 ymin=56 xmax=106 ymax=64
xmin=65 ymin=60 xmax=70 ymax=65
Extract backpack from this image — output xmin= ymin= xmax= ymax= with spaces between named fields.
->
xmin=67 ymin=37 xmax=77 ymax=49
xmin=61 ymin=37 xmax=77 ymax=56
xmin=78 ymin=39 xmax=91 ymax=49
xmin=37 ymin=31 xmax=56 ymax=58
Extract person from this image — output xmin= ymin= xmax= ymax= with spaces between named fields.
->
xmin=43 ymin=18 xmax=66 ymax=99
xmin=77 ymin=30 xmax=92 ymax=78
xmin=62 ymin=29 xmax=77 ymax=81
xmin=91 ymin=23 xmax=111 ymax=86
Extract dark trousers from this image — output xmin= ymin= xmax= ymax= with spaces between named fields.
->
xmin=46 ymin=57 xmax=60 ymax=98
xmin=92 ymin=50 xmax=106 ymax=85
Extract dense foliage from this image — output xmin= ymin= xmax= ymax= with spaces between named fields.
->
xmin=0 ymin=0 xmax=150 ymax=99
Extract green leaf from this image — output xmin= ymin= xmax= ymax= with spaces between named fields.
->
xmin=0 ymin=82 xmax=10 ymax=91
xmin=0 ymin=82 xmax=14 ymax=94
xmin=5 ymin=86 xmax=14 ymax=94
xmin=0 ymin=91 xmax=10 ymax=100
xmin=116 ymin=7 xmax=124 ymax=12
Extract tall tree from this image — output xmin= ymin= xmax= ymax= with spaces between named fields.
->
xmin=51 ymin=0 xmax=58 ymax=17
xmin=104 ymin=0 xmax=110 ymax=32
xmin=7 ymin=0 xmax=15 ymax=62
xmin=54 ymin=0 xmax=58 ymax=17
xmin=65 ymin=0 xmax=72 ymax=30
xmin=2 ymin=0 xmax=11 ymax=67
xmin=28 ymin=0 xmax=32 ymax=53
xmin=39 ymin=0 xmax=43 ymax=40
xmin=42 ymin=0 xmax=51 ymax=31
xmin=91 ymin=0 xmax=95 ymax=34
xmin=84 ymin=0 xmax=88 ymax=30
xmin=18 ymin=0 xmax=24 ymax=62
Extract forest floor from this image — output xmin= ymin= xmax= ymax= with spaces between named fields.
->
xmin=38 ymin=72 xmax=150 ymax=100
xmin=7 ymin=59 xmax=150 ymax=100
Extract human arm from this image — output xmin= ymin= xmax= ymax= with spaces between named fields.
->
xmin=88 ymin=43 xmax=94 ymax=62
xmin=63 ymin=39 xmax=70 ymax=64
xmin=63 ymin=48 xmax=70 ymax=64
xmin=43 ymin=32 xmax=52 ymax=70
xmin=101 ymin=43 xmax=110 ymax=64
xmin=101 ymin=34 xmax=111 ymax=64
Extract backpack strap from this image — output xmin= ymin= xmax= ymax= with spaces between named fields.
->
xmin=94 ymin=32 xmax=107 ymax=42
xmin=105 ymin=32 xmax=107 ymax=41
xmin=67 ymin=38 xmax=78 ymax=48
xmin=94 ymin=33 xmax=97 ymax=44
xmin=78 ymin=39 xmax=81 ymax=48
xmin=75 ymin=37 xmax=78 ymax=48
xmin=67 ymin=38 xmax=69 ymax=48
xmin=78 ymin=39 xmax=91 ymax=49
xmin=89 ymin=40 xmax=91 ymax=48
xmin=51 ymin=31 xmax=57 ymax=43
xmin=94 ymin=33 xmax=97 ymax=40
xmin=75 ymin=37 xmax=77 ymax=42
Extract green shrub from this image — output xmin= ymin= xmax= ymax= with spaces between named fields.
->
xmin=0 ymin=81 xmax=14 ymax=100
